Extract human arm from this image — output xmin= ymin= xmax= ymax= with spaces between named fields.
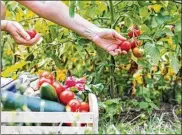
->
xmin=17 ymin=1 xmax=127 ymax=55
xmin=1 ymin=1 xmax=6 ymax=20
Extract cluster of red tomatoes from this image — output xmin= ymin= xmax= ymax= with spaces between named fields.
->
xmin=118 ymin=25 xmax=144 ymax=58
xmin=37 ymin=71 xmax=89 ymax=126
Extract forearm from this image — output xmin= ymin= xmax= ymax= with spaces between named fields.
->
xmin=17 ymin=1 xmax=99 ymax=40
xmin=1 ymin=20 xmax=8 ymax=31
xmin=1 ymin=1 xmax=6 ymax=20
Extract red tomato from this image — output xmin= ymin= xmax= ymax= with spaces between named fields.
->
xmin=119 ymin=41 xmax=131 ymax=52
xmin=52 ymin=82 xmax=65 ymax=96
xmin=59 ymin=90 xmax=75 ymax=105
xmin=128 ymin=29 xmax=141 ymax=38
xmin=79 ymin=102 xmax=89 ymax=112
xmin=75 ymin=83 xmax=85 ymax=91
xmin=26 ymin=29 xmax=37 ymax=39
xmin=39 ymin=71 xmax=54 ymax=83
xmin=131 ymin=40 xmax=143 ymax=49
xmin=80 ymin=123 xmax=87 ymax=127
xmin=65 ymin=123 xmax=72 ymax=126
xmin=66 ymin=99 xmax=81 ymax=112
xmin=37 ymin=77 xmax=52 ymax=89
xmin=65 ymin=76 xmax=77 ymax=88
xmin=76 ymin=77 xmax=86 ymax=84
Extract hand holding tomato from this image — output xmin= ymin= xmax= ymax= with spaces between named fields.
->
xmin=116 ymin=24 xmax=144 ymax=58
xmin=89 ymin=28 xmax=127 ymax=56
xmin=2 ymin=20 xmax=40 ymax=46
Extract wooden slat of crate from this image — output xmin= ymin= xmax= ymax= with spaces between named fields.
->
xmin=1 ymin=126 xmax=93 ymax=134
xmin=1 ymin=112 xmax=94 ymax=123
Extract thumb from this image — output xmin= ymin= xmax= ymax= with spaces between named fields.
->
xmin=16 ymin=23 xmax=30 ymax=40
xmin=113 ymin=30 xmax=126 ymax=41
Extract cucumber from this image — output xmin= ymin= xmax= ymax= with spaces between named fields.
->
xmin=1 ymin=91 xmax=65 ymax=112
xmin=40 ymin=83 xmax=59 ymax=102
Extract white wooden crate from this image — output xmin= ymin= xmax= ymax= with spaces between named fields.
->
xmin=1 ymin=93 xmax=99 ymax=134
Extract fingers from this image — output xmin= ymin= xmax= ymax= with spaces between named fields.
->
xmin=109 ymin=48 xmax=128 ymax=56
xmin=16 ymin=23 xmax=30 ymax=40
xmin=112 ymin=30 xmax=126 ymax=41
xmin=121 ymin=50 xmax=127 ymax=54
xmin=23 ymin=33 xmax=41 ymax=46
xmin=14 ymin=33 xmax=40 ymax=46
xmin=109 ymin=50 xmax=119 ymax=56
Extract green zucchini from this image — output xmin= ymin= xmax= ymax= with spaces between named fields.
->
xmin=1 ymin=91 xmax=65 ymax=112
xmin=40 ymin=83 xmax=59 ymax=102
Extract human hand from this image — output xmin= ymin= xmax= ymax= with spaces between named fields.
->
xmin=3 ymin=20 xmax=40 ymax=46
xmin=85 ymin=28 xmax=127 ymax=56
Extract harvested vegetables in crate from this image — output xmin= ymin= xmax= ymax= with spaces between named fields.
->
xmin=1 ymin=72 xmax=99 ymax=134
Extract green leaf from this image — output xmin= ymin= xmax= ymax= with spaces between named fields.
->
xmin=139 ymin=35 xmax=152 ymax=40
xmin=95 ymin=46 xmax=108 ymax=61
xmin=151 ymin=17 xmax=158 ymax=28
xmin=170 ymin=54 xmax=180 ymax=74
xmin=163 ymin=28 xmax=174 ymax=36
xmin=175 ymin=20 xmax=181 ymax=32
xmin=137 ymin=59 xmax=151 ymax=69
xmin=145 ymin=97 xmax=152 ymax=103
xmin=149 ymin=102 xmax=159 ymax=110
xmin=69 ymin=1 xmax=76 ymax=18
xmin=160 ymin=1 xmax=169 ymax=7
xmin=144 ymin=42 xmax=160 ymax=65
xmin=139 ymin=7 xmax=149 ymax=18
xmin=105 ymin=98 xmax=120 ymax=106
xmin=155 ymin=14 xmax=171 ymax=25
xmin=139 ymin=102 xmax=149 ymax=109
xmin=156 ymin=27 xmax=174 ymax=37
xmin=151 ymin=4 xmax=162 ymax=13
xmin=167 ymin=14 xmax=180 ymax=24
xmin=124 ymin=16 xmax=132 ymax=28
xmin=140 ymin=24 xmax=151 ymax=34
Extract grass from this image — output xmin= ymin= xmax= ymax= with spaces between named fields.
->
xmin=99 ymin=113 xmax=181 ymax=134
